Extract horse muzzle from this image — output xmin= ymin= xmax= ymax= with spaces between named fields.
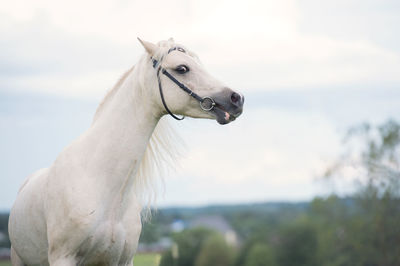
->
xmin=211 ymin=89 xmax=244 ymax=125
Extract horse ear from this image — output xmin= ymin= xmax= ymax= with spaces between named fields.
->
xmin=137 ymin=38 xmax=158 ymax=56
xmin=168 ymin=37 xmax=175 ymax=42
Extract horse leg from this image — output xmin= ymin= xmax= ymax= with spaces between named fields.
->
xmin=11 ymin=246 xmax=25 ymax=266
xmin=49 ymin=257 xmax=77 ymax=266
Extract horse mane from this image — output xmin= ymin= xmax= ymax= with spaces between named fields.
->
xmin=93 ymin=61 xmax=182 ymax=218
xmin=135 ymin=116 xmax=182 ymax=219
xmin=92 ymin=65 xmax=135 ymax=122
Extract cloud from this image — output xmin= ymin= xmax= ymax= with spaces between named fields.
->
xmin=159 ymin=106 xmax=342 ymax=205
xmin=1 ymin=0 xmax=400 ymax=98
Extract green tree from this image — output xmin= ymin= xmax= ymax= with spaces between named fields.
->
xmin=140 ymin=221 xmax=161 ymax=244
xmin=159 ymin=227 xmax=215 ymax=266
xmin=325 ymin=119 xmax=400 ymax=185
xmin=0 ymin=213 xmax=10 ymax=248
xmin=321 ymin=119 xmax=400 ymax=266
xmin=159 ymin=250 xmax=174 ymax=266
xmin=276 ymin=222 xmax=317 ymax=266
xmin=244 ymin=243 xmax=276 ymax=266
xmin=195 ymin=234 xmax=235 ymax=266
xmin=308 ymin=196 xmax=353 ymax=266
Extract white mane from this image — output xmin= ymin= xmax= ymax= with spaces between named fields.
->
xmin=92 ymin=66 xmax=135 ymax=122
xmin=135 ymin=117 xmax=182 ymax=215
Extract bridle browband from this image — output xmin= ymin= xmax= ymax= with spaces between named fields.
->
xmin=152 ymin=47 xmax=216 ymax=120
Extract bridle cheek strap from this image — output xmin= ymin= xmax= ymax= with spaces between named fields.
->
xmin=153 ymin=47 xmax=216 ymax=121
xmin=156 ymin=66 xmax=185 ymax=120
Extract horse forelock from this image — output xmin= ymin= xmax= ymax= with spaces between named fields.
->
xmin=153 ymin=39 xmax=200 ymax=65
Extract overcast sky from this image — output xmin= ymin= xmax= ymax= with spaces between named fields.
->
xmin=1 ymin=0 xmax=400 ymax=209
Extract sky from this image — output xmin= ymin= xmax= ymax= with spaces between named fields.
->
xmin=1 ymin=0 xmax=400 ymax=209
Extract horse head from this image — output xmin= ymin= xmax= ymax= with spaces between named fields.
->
xmin=138 ymin=38 xmax=244 ymax=124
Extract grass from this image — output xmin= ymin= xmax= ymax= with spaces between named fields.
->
xmin=134 ymin=253 xmax=161 ymax=266
xmin=0 ymin=253 xmax=160 ymax=266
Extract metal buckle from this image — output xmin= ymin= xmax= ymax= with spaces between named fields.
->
xmin=200 ymin=97 xmax=216 ymax=111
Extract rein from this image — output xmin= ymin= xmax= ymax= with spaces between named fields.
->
xmin=152 ymin=47 xmax=216 ymax=120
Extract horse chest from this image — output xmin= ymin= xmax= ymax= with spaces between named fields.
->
xmin=78 ymin=215 xmax=142 ymax=265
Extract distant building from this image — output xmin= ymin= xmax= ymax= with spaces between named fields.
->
xmin=0 ymin=248 xmax=10 ymax=260
xmin=137 ymin=237 xmax=172 ymax=253
xmin=0 ymin=232 xmax=6 ymax=243
xmin=189 ymin=215 xmax=239 ymax=247
xmin=170 ymin=219 xmax=185 ymax=233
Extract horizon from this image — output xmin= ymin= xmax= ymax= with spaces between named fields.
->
xmin=0 ymin=195 xmax=348 ymax=213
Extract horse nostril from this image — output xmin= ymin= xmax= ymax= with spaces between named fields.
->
xmin=230 ymin=92 xmax=241 ymax=104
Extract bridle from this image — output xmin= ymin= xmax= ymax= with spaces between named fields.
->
xmin=152 ymin=47 xmax=216 ymax=120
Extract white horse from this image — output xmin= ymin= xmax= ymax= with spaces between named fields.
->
xmin=8 ymin=38 xmax=244 ymax=266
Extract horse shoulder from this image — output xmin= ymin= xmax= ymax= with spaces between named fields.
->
xmin=18 ymin=168 xmax=48 ymax=193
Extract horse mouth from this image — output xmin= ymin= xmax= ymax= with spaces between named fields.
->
xmin=212 ymin=103 xmax=242 ymax=125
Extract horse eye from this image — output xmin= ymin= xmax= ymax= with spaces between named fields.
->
xmin=175 ymin=65 xmax=189 ymax=74
xmin=177 ymin=47 xmax=186 ymax=53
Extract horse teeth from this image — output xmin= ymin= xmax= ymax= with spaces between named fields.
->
xmin=225 ymin=112 xmax=230 ymax=120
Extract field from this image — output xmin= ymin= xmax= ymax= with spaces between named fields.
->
xmin=0 ymin=253 xmax=160 ymax=266
xmin=134 ymin=253 xmax=161 ymax=266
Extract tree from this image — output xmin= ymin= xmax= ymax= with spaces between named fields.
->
xmin=276 ymin=222 xmax=317 ymax=266
xmin=159 ymin=250 xmax=174 ymax=266
xmin=0 ymin=213 xmax=10 ymax=248
xmin=159 ymin=227 xmax=215 ymax=266
xmin=322 ymin=119 xmax=400 ymax=266
xmin=195 ymin=234 xmax=235 ymax=266
xmin=244 ymin=243 xmax=276 ymax=266
xmin=140 ymin=221 xmax=161 ymax=244
xmin=325 ymin=119 xmax=400 ymax=187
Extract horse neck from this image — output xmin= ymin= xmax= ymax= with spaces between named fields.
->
xmin=84 ymin=66 xmax=161 ymax=207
